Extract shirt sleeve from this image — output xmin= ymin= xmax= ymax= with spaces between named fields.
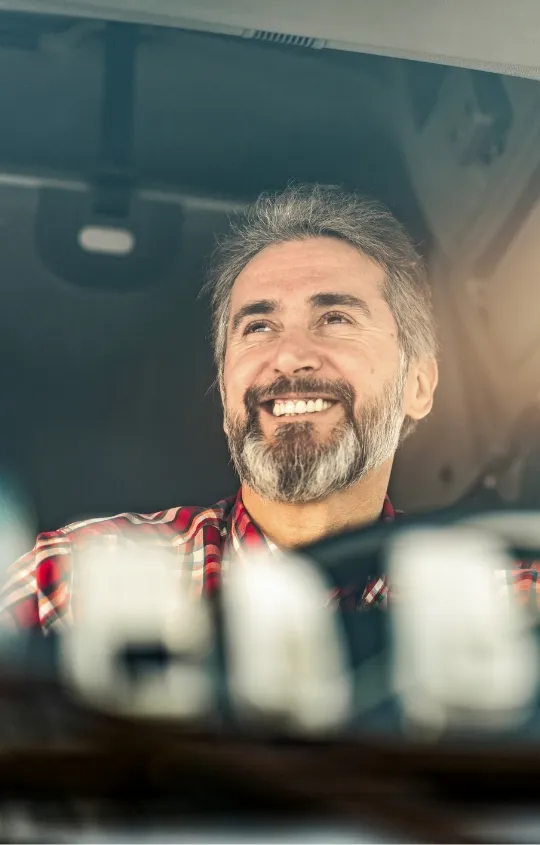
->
xmin=0 ymin=531 xmax=73 ymax=632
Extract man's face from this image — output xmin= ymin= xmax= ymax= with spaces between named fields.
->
xmin=222 ymin=237 xmax=421 ymax=504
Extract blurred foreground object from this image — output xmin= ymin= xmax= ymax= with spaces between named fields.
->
xmin=389 ymin=526 xmax=538 ymax=734
xmin=17 ymin=510 xmax=540 ymax=738
xmin=60 ymin=538 xmax=353 ymax=735
xmin=61 ymin=536 xmax=215 ymax=720
xmin=1 ymin=510 xmax=540 ymax=841
xmin=0 ymin=473 xmax=36 ymax=577
xmin=224 ymin=549 xmax=352 ymax=734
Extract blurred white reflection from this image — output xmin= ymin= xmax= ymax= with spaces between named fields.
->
xmin=60 ymin=537 xmax=214 ymax=720
xmin=224 ymin=550 xmax=352 ymax=734
xmin=389 ymin=525 xmax=539 ymax=733
xmin=0 ymin=474 xmax=36 ymax=577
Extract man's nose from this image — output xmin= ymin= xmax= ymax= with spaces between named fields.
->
xmin=271 ymin=333 xmax=323 ymax=376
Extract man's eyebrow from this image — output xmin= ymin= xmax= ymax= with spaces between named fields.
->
xmin=231 ymin=299 xmax=279 ymax=334
xmin=309 ymin=291 xmax=372 ymax=319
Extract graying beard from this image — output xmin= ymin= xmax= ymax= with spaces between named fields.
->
xmin=226 ymin=372 xmax=406 ymax=505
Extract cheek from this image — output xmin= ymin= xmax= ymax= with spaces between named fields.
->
xmin=344 ymin=339 xmax=400 ymax=383
xmin=339 ymin=353 xmax=398 ymax=409
xmin=223 ymin=352 xmax=256 ymax=411
xmin=340 ymin=356 xmax=380 ymax=394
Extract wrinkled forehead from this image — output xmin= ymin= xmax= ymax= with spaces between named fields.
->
xmin=228 ymin=237 xmax=392 ymax=323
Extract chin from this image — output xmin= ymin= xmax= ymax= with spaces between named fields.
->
xmin=270 ymin=419 xmax=319 ymax=441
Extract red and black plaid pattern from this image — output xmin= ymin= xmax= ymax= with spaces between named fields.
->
xmin=0 ymin=490 xmax=537 ymax=633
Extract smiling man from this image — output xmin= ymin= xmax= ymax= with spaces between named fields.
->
xmin=0 ymin=184 xmax=438 ymax=631
xmin=213 ymin=185 xmax=438 ymax=550
xmin=219 ymin=224 xmax=437 ymax=549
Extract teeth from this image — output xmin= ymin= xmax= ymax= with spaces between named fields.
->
xmin=272 ymin=398 xmax=333 ymax=417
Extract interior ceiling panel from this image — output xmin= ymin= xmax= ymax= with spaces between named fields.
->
xmin=0 ymin=18 xmax=427 ymax=240
xmin=132 ymin=31 xmax=402 ymax=200
xmin=3 ymin=0 xmax=540 ymax=79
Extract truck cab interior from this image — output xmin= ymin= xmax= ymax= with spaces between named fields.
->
xmin=2 ymin=4 xmax=540 ymax=841
xmin=2 ymin=2 xmax=540 ymax=533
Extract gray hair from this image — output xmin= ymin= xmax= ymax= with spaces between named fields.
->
xmin=204 ymin=184 xmax=437 ymax=383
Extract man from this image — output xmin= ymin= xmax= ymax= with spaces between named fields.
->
xmin=0 ymin=183 xmax=440 ymax=632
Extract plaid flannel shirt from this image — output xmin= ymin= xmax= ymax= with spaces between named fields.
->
xmin=0 ymin=489 xmax=538 ymax=633
xmin=0 ymin=489 xmax=397 ymax=633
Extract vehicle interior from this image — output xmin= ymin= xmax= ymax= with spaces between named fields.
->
xmin=2 ymin=1 xmax=540 ymax=842
xmin=2 ymin=1 xmax=540 ymax=532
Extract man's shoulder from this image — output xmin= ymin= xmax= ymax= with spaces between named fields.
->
xmin=0 ymin=494 xmax=240 ymax=631
xmin=49 ymin=495 xmax=238 ymax=548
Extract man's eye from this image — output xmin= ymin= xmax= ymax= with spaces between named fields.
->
xmin=243 ymin=321 xmax=271 ymax=335
xmin=321 ymin=311 xmax=352 ymax=325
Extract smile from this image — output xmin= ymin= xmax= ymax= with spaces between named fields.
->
xmin=265 ymin=397 xmax=338 ymax=417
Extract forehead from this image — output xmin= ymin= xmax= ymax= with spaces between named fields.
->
xmin=230 ymin=236 xmax=388 ymax=312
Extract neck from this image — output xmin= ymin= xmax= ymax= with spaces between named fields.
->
xmin=241 ymin=461 xmax=393 ymax=549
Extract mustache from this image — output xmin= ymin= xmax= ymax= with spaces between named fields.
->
xmin=244 ymin=376 xmax=355 ymax=415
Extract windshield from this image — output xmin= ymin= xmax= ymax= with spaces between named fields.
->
xmin=0 ymin=6 xmax=540 ymax=843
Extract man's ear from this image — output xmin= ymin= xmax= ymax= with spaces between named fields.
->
xmin=404 ymin=357 xmax=438 ymax=421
